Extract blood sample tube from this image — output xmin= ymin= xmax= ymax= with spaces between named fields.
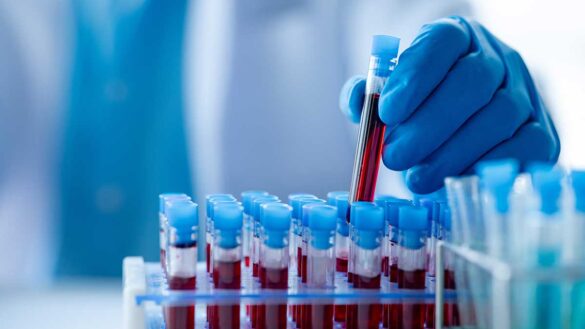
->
xmin=164 ymin=200 xmax=198 ymax=329
xmin=257 ymin=203 xmax=291 ymax=329
xmin=206 ymin=194 xmax=237 ymax=275
xmin=209 ymin=203 xmax=244 ymax=329
xmin=252 ymin=195 xmax=280 ymax=278
xmin=304 ymin=205 xmax=337 ymax=329
xmin=375 ymin=195 xmax=395 ymax=277
xmin=347 ymin=201 xmax=375 ymax=284
xmin=346 ymin=203 xmax=384 ymax=329
xmin=348 ymin=35 xmax=400 ymax=205
xmin=159 ymin=193 xmax=191 ymax=274
xmin=288 ymin=194 xmax=318 ymax=280
xmin=333 ymin=195 xmax=350 ymax=324
xmin=441 ymin=207 xmax=460 ymax=327
xmin=396 ymin=205 xmax=428 ymax=329
xmin=242 ymin=191 xmax=269 ymax=269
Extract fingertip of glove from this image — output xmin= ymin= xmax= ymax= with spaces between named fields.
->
xmin=405 ymin=165 xmax=437 ymax=195
xmin=339 ymin=76 xmax=366 ymax=124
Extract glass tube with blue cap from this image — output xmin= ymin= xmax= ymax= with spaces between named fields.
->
xmin=258 ymin=203 xmax=292 ymax=329
xmin=165 ymin=199 xmax=198 ymax=329
xmin=159 ymin=193 xmax=191 ymax=274
xmin=251 ymin=195 xmax=280 ymax=278
xmin=349 ymin=35 xmax=400 ymax=206
xmin=209 ymin=202 xmax=244 ymax=329
xmin=241 ymin=190 xmax=269 ymax=269
xmin=301 ymin=200 xmax=327 ymax=284
xmin=305 ymin=205 xmax=337 ymax=329
xmin=206 ymin=194 xmax=236 ymax=274
xmin=289 ymin=193 xmax=318 ymax=281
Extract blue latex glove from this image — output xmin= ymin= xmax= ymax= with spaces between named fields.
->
xmin=340 ymin=16 xmax=560 ymax=194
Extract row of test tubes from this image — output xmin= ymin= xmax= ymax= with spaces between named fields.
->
xmin=156 ymin=191 xmax=457 ymax=329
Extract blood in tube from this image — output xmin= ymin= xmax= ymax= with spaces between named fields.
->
xmin=257 ymin=267 xmax=288 ymax=329
xmin=210 ymin=260 xmax=241 ymax=329
xmin=444 ymin=268 xmax=460 ymax=327
xmin=165 ymin=243 xmax=197 ymax=329
xmin=336 ymin=256 xmax=348 ymax=273
xmin=397 ymin=268 xmax=427 ymax=329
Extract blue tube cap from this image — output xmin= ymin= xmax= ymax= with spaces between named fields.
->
xmin=159 ymin=193 xmax=191 ymax=214
xmin=327 ymin=191 xmax=348 ymax=206
xmin=262 ymin=203 xmax=292 ymax=249
xmin=290 ymin=196 xmax=318 ymax=220
xmin=398 ymin=205 xmax=427 ymax=249
xmin=477 ymin=159 xmax=519 ymax=213
xmin=301 ymin=200 xmax=327 ymax=227
xmin=335 ymin=195 xmax=350 ymax=236
xmin=252 ymin=195 xmax=280 ymax=222
xmin=206 ymin=194 xmax=236 ymax=218
xmin=572 ymin=170 xmax=585 ymax=213
xmin=384 ymin=199 xmax=411 ymax=227
xmin=531 ymin=164 xmax=563 ymax=215
xmin=352 ymin=205 xmax=384 ymax=250
xmin=214 ymin=203 xmax=243 ymax=249
xmin=241 ymin=190 xmax=269 ymax=215
xmin=308 ymin=205 xmax=337 ymax=250
xmin=167 ymin=200 xmax=198 ymax=244
xmin=371 ymin=35 xmax=400 ymax=59
xmin=374 ymin=194 xmax=397 ymax=207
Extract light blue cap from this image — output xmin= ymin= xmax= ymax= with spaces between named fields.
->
xmin=262 ymin=203 xmax=292 ymax=249
xmin=241 ymin=190 xmax=269 ymax=215
xmin=371 ymin=35 xmax=400 ymax=58
xmin=308 ymin=205 xmax=337 ymax=250
xmin=477 ymin=159 xmax=519 ymax=213
xmin=213 ymin=203 xmax=243 ymax=249
xmin=385 ymin=199 xmax=411 ymax=227
xmin=531 ymin=164 xmax=563 ymax=215
xmin=327 ymin=191 xmax=348 ymax=206
xmin=335 ymin=195 xmax=350 ymax=236
xmin=352 ymin=205 xmax=384 ymax=250
xmin=252 ymin=195 xmax=280 ymax=220
xmin=374 ymin=194 xmax=397 ymax=207
xmin=349 ymin=201 xmax=375 ymax=225
xmin=290 ymin=195 xmax=318 ymax=219
xmin=167 ymin=200 xmax=198 ymax=244
xmin=398 ymin=205 xmax=428 ymax=249
xmin=572 ymin=170 xmax=585 ymax=213
xmin=301 ymin=200 xmax=327 ymax=227
xmin=206 ymin=194 xmax=236 ymax=218
xmin=159 ymin=193 xmax=191 ymax=214
xmin=209 ymin=200 xmax=239 ymax=222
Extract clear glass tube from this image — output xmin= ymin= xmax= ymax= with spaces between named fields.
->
xmin=335 ymin=232 xmax=349 ymax=273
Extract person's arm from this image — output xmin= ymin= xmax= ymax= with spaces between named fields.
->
xmin=340 ymin=16 xmax=560 ymax=194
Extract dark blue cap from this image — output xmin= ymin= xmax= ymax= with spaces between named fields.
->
xmin=335 ymin=195 xmax=350 ymax=236
xmin=398 ymin=205 xmax=427 ymax=249
xmin=308 ymin=205 xmax=337 ymax=250
xmin=301 ymin=200 xmax=327 ymax=227
xmin=241 ymin=190 xmax=269 ymax=215
xmin=167 ymin=200 xmax=198 ymax=244
xmin=477 ymin=159 xmax=519 ymax=214
xmin=159 ymin=193 xmax=191 ymax=214
xmin=572 ymin=170 xmax=585 ymax=213
xmin=290 ymin=196 xmax=318 ymax=220
xmin=352 ymin=205 xmax=384 ymax=250
xmin=262 ymin=203 xmax=292 ymax=249
xmin=384 ymin=199 xmax=410 ymax=227
xmin=214 ymin=203 xmax=243 ymax=249
xmin=327 ymin=191 xmax=348 ymax=206
xmin=531 ymin=164 xmax=563 ymax=215
xmin=206 ymin=194 xmax=236 ymax=218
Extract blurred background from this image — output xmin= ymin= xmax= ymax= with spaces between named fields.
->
xmin=0 ymin=0 xmax=583 ymax=327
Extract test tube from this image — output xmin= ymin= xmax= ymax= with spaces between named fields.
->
xmin=257 ymin=203 xmax=292 ymax=329
xmin=348 ymin=35 xmax=400 ymax=205
xmin=396 ymin=205 xmax=427 ymax=329
xmin=375 ymin=195 xmax=394 ymax=277
xmin=288 ymin=194 xmax=318 ymax=281
xmin=251 ymin=195 xmax=280 ymax=278
xmin=206 ymin=194 xmax=236 ymax=274
xmin=164 ymin=200 xmax=198 ymax=329
xmin=159 ymin=193 xmax=191 ymax=274
xmin=334 ymin=195 xmax=350 ymax=324
xmin=209 ymin=203 xmax=244 ymax=329
xmin=441 ymin=207 xmax=461 ymax=327
xmin=346 ymin=203 xmax=384 ymax=329
xmin=304 ymin=205 xmax=337 ymax=329
xmin=242 ymin=190 xmax=269 ymax=268
xmin=347 ymin=201 xmax=375 ymax=284
xmin=570 ymin=170 xmax=585 ymax=328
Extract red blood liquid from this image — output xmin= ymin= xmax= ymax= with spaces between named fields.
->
xmin=397 ymin=268 xmax=426 ymax=329
xmin=347 ymin=272 xmax=354 ymax=283
xmin=257 ymin=267 xmax=288 ymax=329
xmin=165 ymin=276 xmax=196 ymax=329
xmin=336 ymin=257 xmax=348 ymax=273
xmin=253 ymin=262 xmax=259 ymax=277
xmin=354 ymin=93 xmax=385 ymax=203
xmin=426 ymin=303 xmax=435 ymax=329
xmin=444 ymin=269 xmax=460 ymax=327
xmin=389 ymin=264 xmax=398 ymax=283
xmin=346 ymin=273 xmax=381 ymax=329
xmin=302 ymin=304 xmax=334 ymax=329
xmin=297 ymin=247 xmax=302 ymax=278
xmin=334 ymin=305 xmax=346 ymax=323
xmin=381 ymin=256 xmax=389 ymax=276
xmin=160 ymin=248 xmax=166 ymax=274
xmin=206 ymin=242 xmax=211 ymax=273
xmin=245 ymin=256 xmax=250 ymax=267
xmin=209 ymin=260 xmax=241 ymax=329
xmin=301 ymin=254 xmax=308 ymax=283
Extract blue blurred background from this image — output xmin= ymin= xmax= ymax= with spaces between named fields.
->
xmin=0 ymin=0 xmax=583 ymax=327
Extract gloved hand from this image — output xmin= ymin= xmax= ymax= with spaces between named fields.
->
xmin=340 ymin=16 xmax=560 ymax=194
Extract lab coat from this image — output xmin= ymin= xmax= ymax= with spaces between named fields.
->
xmin=0 ymin=0 xmax=469 ymax=284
